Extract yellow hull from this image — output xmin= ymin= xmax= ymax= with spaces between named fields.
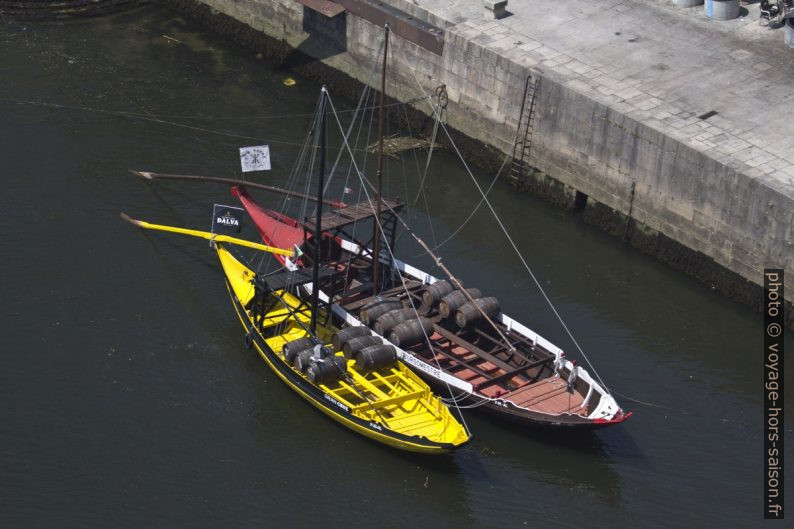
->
xmin=217 ymin=245 xmax=470 ymax=453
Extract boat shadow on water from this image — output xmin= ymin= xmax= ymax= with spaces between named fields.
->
xmin=460 ymin=411 xmax=637 ymax=506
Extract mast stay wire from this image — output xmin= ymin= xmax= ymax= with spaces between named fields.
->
xmin=399 ymin=94 xmax=440 ymax=251
xmin=312 ymin=39 xmax=385 ymax=218
xmin=393 ymin=42 xmax=612 ymax=396
xmin=327 ymin=89 xmax=514 ymax=350
xmin=327 ymin=92 xmax=476 ymax=433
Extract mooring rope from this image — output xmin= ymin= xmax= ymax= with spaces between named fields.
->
xmin=1 ymin=97 xmax=430 ymax=153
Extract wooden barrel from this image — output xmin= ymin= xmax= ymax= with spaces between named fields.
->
xmin=342 ymin=335 xmax=382 ymax=359
xmin=388 ymin=317 xmax=435 ymax=348
xmin=421 ymin=280 xmax=454 ymax=307
xmin=282 ymin=337 xmax=314 ymax=363
xmin=455 ymin=297 xmax=500 ymax=329
xmin=332 ymin=326 xmax=370 ymax=351
xmin=373 ymin=308 xmax=418 ymax=335
xmin=355 ymin=344 xmax=398 ymax=372
xmin=359 ymin=299 xmax=403 ymax=326
xmin=293 ymin=349 xmax=316 ymax=372
xmin=439 ymin=288 xmax=482 ymax=318
xmin=307 ymin=356 xmax=347 ymax=384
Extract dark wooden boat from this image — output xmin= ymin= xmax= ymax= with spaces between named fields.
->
xmin=232 ymin=185 xmax=630 ymax=429
xmin=133 ymin=24 xmax=630 ymax=430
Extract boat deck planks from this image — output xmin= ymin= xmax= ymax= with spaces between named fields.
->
xmin=504 ymin=378 xmax=586 ymax=415
xmin=302 ymin=198 xmax=404 ymax=232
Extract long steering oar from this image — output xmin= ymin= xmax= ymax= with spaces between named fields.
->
xmin=120 ymin=213 xmax=295 ymax=257
xmin=130 ymin=170 xmax=347 ymax=209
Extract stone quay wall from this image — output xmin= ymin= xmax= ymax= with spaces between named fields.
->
xmin=163 ymin=0 xmax=793 ymax=322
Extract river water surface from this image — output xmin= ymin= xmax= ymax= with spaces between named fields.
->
xmin=1 ymin=6 xmax=790 ymax=528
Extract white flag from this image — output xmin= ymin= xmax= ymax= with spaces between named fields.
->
xmin=344 ymin=187 xmax=354 ymax=194
xmin=239 ymin=145 xmax=271 ymax=172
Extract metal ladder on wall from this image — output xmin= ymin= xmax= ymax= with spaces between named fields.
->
xmin=508 ymin=74 xmax=540 ymax=188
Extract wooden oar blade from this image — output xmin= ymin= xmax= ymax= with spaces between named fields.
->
xmin=119 ymin=212 xmax=143 ymax=227
xmin=129 ymin=170 xmax=154 ymax=180
xmin=120 ymin=212 xmax=294 ymax=257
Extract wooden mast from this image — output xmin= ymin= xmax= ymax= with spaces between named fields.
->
xmin=372 ymin=24 xmax=390 ymax=294
xmin=310 ymin=87 xmax=328 ymax=334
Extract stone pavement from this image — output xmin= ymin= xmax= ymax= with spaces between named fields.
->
xmin=413 ymin=0 xmax=794 ymax=198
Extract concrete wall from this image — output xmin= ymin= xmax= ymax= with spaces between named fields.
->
xmin=167 ymin=0 xmax=792 ymax=313
xmin=534 ymin=81 xmax=793 ymax=287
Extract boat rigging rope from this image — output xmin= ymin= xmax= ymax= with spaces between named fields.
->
xmin=252 ymin=94 xmax=321 ymax=280
xmin=424 ymin=150 xmax=511 ymax=255
xmin=2 ymin=97 xmax=429 ymax=152
xmin=321 ymin=39 xmax=384 ymax=203
xmin=411 ymin=90 xmax=443 ymax=207
xmin=326 ymin=93 xmax=476 ymax=434
xmin=440 ymin=389 xmax=491 ymax=409
xmin=1 ymin=97 xmax=426 ymax=121
xmin=327 ymin=91 xmax=515 ymax=351
xmin=394 ymin=43 xmax=612 ymax=397
xmin=399 ymin=99 xmax=439 ymax=251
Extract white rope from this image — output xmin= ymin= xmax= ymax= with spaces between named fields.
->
xmin=394 ymin=43 xmax=612 ymax=396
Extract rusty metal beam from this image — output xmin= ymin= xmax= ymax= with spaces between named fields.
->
xmin=295 ymin=0 xmax=346 ymax=17
xmin=334 ymin=0 xmax=444 ymax=55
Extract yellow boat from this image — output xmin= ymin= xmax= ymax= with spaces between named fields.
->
xmin=122 ymin=213 xmax=470 ymax=453
xmin=218 ymin=245 xmax=469 ymax=453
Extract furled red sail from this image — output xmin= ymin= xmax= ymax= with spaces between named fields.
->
xmin=231 ymin=186 xmax=305 ymax=254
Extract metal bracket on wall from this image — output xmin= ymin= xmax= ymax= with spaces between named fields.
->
xmin=297 ymin=0 xmax=445 ymax=55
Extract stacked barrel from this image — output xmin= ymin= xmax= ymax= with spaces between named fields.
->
xmin=361 ymin=299 xmax=434 ymax=349
xmin=282 ymin=338 xmax=349 ymax=384
xmin=280 ymin=327 xmax=400 ymax=385
xmin=423 ymin=280 xmax=501 ymax=330
xmin=279 ymin=278 xmax=504 ymax=387
xmin=333 ymin=326 xmax=399 ymax=372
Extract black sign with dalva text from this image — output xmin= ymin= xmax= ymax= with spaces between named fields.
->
xmin=211 ymin=204 xmax=244 ymax=236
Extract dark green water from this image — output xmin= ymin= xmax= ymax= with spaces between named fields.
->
xmin=1 ymin=6 xmax=790 ymax=528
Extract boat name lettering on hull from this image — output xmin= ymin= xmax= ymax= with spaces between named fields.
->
xmin=401 ymin=351 xmax=442 ymax=379
xmin=323 ymin=393 xmax=350 ymax=413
